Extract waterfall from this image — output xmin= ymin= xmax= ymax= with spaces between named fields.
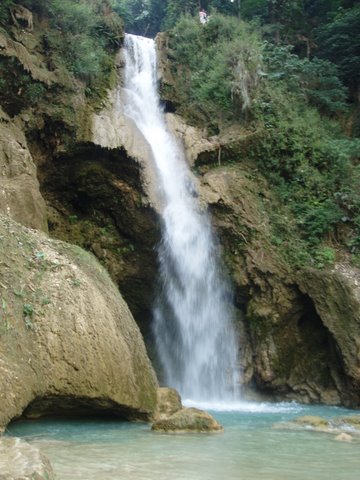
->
xmin=123 ymin=34 xmax=239 ymax=403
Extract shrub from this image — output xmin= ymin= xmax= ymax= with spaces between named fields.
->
xmin=168 ymin=14 xmax=263 ymax=127
xmin=264 ymin=44 xmax=348 ymax=116
xmin=0 ymin=0 xmax=14 ymax=27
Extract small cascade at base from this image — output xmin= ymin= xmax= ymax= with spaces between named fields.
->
xmin=122 ymin=34 xmax=239 ymax=403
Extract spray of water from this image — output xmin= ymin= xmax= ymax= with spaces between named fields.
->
xmin=123 ymin=34 xmax=239 ymax=403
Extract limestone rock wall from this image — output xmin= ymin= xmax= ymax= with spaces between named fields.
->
xmin=298 ymin=265 xmax=360 ymax=405
xmin=0 ymin=108 xmax=47 ymax=232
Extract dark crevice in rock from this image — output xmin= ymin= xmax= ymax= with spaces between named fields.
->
xmin=29 ymin=139 xmax=160 ymax=352
xmin=160 ymin=99 xmax=176 ymax=114
xmin=21 ymin=395 xmax=151 ymax=422
xmin=249 ymin=292 xmax=347 ymax=404
xmin=297 ymin=294 xmax=346 ymax=391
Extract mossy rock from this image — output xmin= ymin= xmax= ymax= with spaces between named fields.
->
xmin=334 ymin=416 xmax=360 ymax=427
xmin=151 ymin=407 xmax=223 ymax=433
xmin=293 ymin=416 xmax=329 ymax=428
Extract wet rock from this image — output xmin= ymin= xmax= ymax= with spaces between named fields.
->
xmin=293 ymin=416 xmax=329 ymax=428
xmin=154 ymin=387 xmax=182 ymax=420
xmin=333 ymin=415 xmax=360 ymax=427
xmin=151 ymin=407 xmax=223 ymax=433
xmin=0 ymin=437 xmax=55 ymax=480
xmin=275 ymin=414 xmax=360 ymax=438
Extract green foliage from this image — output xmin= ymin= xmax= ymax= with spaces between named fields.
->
xmin=241 ymin=0 xmax=267 ymax=19
xmin=72 ymin=278 xmax=81 ymax=287
xmin=265 ymin=44 xmax=348 ymax=115
xmin=112 ymin=0 xmax=152 ymax=35
xmin=0 ymin=0 xmax=14 ymax=26
xmin=68 ymin=215 xmax=78 ymax=224
xmin=47 ymin=0 xmax=95 ymax=34
xmin=0 ymin=1 xmax=125 ymax=111
xmin=251 ymin=83 xmax=360 ymax=244
xmin=316 ymin=5 xmax=360 ymax=93
xmin=23 ymin=303 xmax=34 ymax=317
xmin=168 ymin=15 xmax=263 ymax=128
xmin=23 ymin=303 xmax=34 ymax=329
xmin=39 ymin=1 xmax=121 ymax=85
xmin=169 ymin=12 xmax=347 ymax=127
xmin=313 ymin=246 xmax=336 ymax=268
xmin=167 ymin=11 xmax=360 ymax=252
xmin=163 ymin=0 xmax=198 ymax=30
xmin=0 ymin=57 xmax=47 ymax=116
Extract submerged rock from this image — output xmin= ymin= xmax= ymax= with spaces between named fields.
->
xmin=151 ymin=407 xmax=223 ymax=433
xmin=293 ymin=416 xmax=330 ymax=428
xmin=275 ymin=414 xmax=360 ymax=438
xmin=0 ymin=214 xmax=158 ymax=429
xmin=0 ymin=437 xmax=55 ymax=480
xmin=335 ymin=415 xmax=360 ymax=426
xmin=335 ymin=433 xmax=353 ymax=442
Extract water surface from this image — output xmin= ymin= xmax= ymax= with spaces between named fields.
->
xmin=7 ymin=403 xmax=359 ymax=480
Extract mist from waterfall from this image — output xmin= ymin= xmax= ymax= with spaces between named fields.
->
xmin=123 ymin=34 xmax=239 ymax=403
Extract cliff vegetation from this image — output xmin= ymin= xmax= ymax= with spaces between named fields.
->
xmin=142 ymin=1 xmax=360 ymax=270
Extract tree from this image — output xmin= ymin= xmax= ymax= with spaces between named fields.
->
xmin=163 ymin=0 xmax=199 ymax=30
xmin=0 ymin=0 xmax=14 ymax=26
xmin=316 ymin=6 xmax=360 ymax=101
xmin=111 ymin=0 xmax=151 ymax=35
xmin=147 ymin=0 xmax=167 ymax=35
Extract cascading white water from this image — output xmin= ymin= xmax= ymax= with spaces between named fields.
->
xmin=123 ymin=34 xmax=239 ymax=402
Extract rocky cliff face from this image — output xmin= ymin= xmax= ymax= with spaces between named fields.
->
xmin=2 ymin=13 xmax=360 ymax=412
xmin=166 ymin=111 xmax=360 ymax=407
xmin=0 ymin=22 xmax=160 ymax=346
xmin=297 ymin=265 xmax=360 ymax=406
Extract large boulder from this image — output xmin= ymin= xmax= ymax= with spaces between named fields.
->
xmin=0 ymin=437 xmax=55 ymax=480
xmin=0 ymin=214 xmax=158 ymax=428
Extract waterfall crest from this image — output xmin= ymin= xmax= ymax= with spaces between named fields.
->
xmin=123 ymin=34 xmax=239 ymax=403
